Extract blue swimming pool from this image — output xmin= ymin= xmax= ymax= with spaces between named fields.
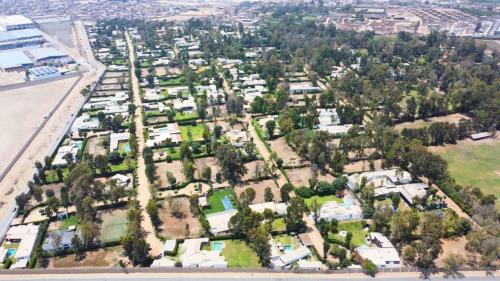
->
xmin=75 ymin=141 xmax=83 ymax=150
xmin=212 ymin=242 xmax=224 ymax=252
xmin=124 ymin=143 xmax=131 ymax=153
xmin=221 ymin=196 xmax=234 ymax=211
xmin=6 ymin=248 xmax=16 ymax=257
xmin=284 ymin=245 xmax=293 ymax=254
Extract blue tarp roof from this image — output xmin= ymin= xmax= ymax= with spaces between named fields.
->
xmin=0 ymin=50 xmax=33 ymax=69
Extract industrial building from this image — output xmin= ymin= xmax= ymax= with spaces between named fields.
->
xmin=27 ymin=47 xmax=70 ymax=63
xmin=0 ymin=15 xmax=35 ymax=31
xmin=0 ymin=28 xmax=45 ymax=50
xmin=0 ymin=50 xmax=33 ymax=71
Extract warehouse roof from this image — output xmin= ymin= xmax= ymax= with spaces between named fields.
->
xmin=27 ymin=47 xmax=66 ymax=61
xmin=0 ymin=50 xmax=33 ymax=69
xmin=0 ymin=28 xmax=43 ymax=42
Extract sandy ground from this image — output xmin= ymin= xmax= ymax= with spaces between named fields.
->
xmin=242 ymin=160 xmax=268 ymax=181
xmin=269 ymin=137 xmax=307 ymax=167
xmin=159 ymin=197 xmax=202 ymax=239
xmin=104 ymin=71 xmax=129 ymax=78
xmin=126 ymin=32 xmax=164 ymax=255
xmin=85 ymin=135 xmax=109 ymax=156
xmin=285 ymin=167 xmax=335 ymax=187
xmin=0 ymin=76 xmax=79 ymax=174
xmin=344 ymin=159 xmax=383 ymax=174
xmin=393 ymin=113 xmax=470 ymax=132
xmin=436 ymin=236 xmax=468 ymax=267
xmin=0 ymin=71 xmax=25 ymax=86
xmin=235 ymin=179 xmax=281 ymax=204
xmin=156 ymin=161 xmax=186 ymax=187
xmin=44 ymin=246 xmax=128 ymax=268
xmin=193 ymin=157 xmax=221 ymax=182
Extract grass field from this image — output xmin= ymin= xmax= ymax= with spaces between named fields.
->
xmin=435 ymin=141 xmax=500 ymax=209
xmin=159 ymin=76 xmax=185 ymax=86
xmin=59 ymin=215 xmax=79 ymax=230
xmin=203 ymin=189 xmax=236 ymax=215
xmin=100 ymin=209 xmax=128 ymax=243
xmin=180 ymin=125 xmax=206 ymax=142
xmin=304 ymin=195 xmax=342 ymax=208
xmin=175 ymin=112 xmax=199 ymax=121
xmin=271 ymin=218 xmax=286 ymax=232
xmin=329 ymin=220 xmax=367 ymax=246
xmin=219 ymin=240 xmax=261 ymax=268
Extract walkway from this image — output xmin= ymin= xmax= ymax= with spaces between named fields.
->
xmin=126 ymin=32 xmax=164 ymax=256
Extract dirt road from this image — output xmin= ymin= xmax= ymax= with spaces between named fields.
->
xmin=126 ymin=32 xmax=164 ymax=256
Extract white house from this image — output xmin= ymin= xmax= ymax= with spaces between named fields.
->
xmin=146 ymin=123 xmax=182 ymax=147
xmin=356 ymin=232 xmax=401 ymax=268
xmin=71 ymin=113 xmax=99 ymax=133
xmin=110 ymin=132 xmax=130 ymax=152
xmin=52 ymin=141 xmax=81 ymax=167
xmin=347 ymin=169 xmax=412 ymax=190
xmin=179 ymin=238 xmax=227 ymax=268
xmin=249 ymin=202 xmax=288 ymax=216
xmin=318 ymin=199 xmax=363 ymax=222
xmin=1 ymin=224 xmax=39 ymax=269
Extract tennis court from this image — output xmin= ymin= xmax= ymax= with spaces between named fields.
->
xmin=99 ymin=208 xmax=128 ymax=243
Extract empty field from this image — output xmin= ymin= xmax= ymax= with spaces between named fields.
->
xmin=431 ymin=140 xmax=500 ymax=209
xmin=99 ymin=208 xmax=128 ymax=243
xmin=159 ymin=197 xmax=202 ymax=239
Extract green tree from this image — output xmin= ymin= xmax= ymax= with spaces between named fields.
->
xmin=264 ymin=187 xmax=274 ymax=202
xmin=362 ymin=259 xmax=378 ymax=277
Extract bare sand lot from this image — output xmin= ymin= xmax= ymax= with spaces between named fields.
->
xmin=156 ymin=161 xmax=186 ymax=186
xmin=236 ymin=179 xmax=281 ymax=204
xmin=0 ymin=76 xmax=80 ymax=175
xmin=84 ymin=135 xmax=109 ymax=156
xmin=193 ymin=157 xmax=221 ymax=182
xmin=159 ymin=197 xmax=203 ymax=239
xmin=242 ymin=160 xmax=268 ymax=181
xmin=344 ymin=159 xmax=383 ymax=174
xmin=285 ymin=167 xmax=335 ymax=187
xmin=0 ymin=71 xmax=25 ymax=86
xmin=393 ymin=113 xmax=470 ymax=132
xmin=269 ymin=137 xmax=306 ymax=167
xmin=44 ymin=246 xmax=128 ymax=268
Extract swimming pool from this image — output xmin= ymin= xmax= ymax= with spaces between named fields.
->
xmin=221 ymin=196 xmax=234 ymax=211
xmin=124 ymin=143 xmax=131 ymax=153
xmin=284 ymin=245 xmax=293 ymax=254
xmin=6 ymin=248 xmax=16 ymax=257
xmin=212 ymin=241 xmax=224 ymax=252
xmin=75 ymin=141 xmax=83 ymax=150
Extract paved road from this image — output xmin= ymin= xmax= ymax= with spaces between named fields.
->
xmin=126 ymin=32 xmax=164 ymax=256
xmin=0 ymin=271 xmax=496 ymax=281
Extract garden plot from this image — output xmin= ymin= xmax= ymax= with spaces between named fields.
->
xmin=285 ymin=167 xmax=335 ymax=187
xmin=84 ymin=135 xmax=109 ymax=156
xmin=159 ymin=197 xmax=203 ymax=239
xmin=156 ymin=161 xmax=186 ymax=186
xmin=44 ymin=246 xmax=128 ymax=268
xmin=235 ymin=179 xmax=281 ymax=204
xmin=269 ymin=137 xmax=307 ymax=167
xmin=98 ymin=208 xmax=128 ymax=243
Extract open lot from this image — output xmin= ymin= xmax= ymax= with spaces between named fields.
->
xmin=328 ymin=220 xmax=368 ymax=247
xmin=98 ymin=208 xmax=128 ymax=243
xmin=84 ymin=135 xmax=109 ymax=156
xmin=159 ymin=197 xmax=202 ymax=239
xmin=268 ymin=137 xmax=306 ymax=167
xmin=430 ymin=138 xmax=500 ymax=209
xmin=343 ymin=159 xmax=383 ymax=174
xmin=193 ymin=157 xmax=221 ymax=182
xmin=235 ymin=179 xmax=280 ymax=204
xmin=217 ymin=239 xmax=261 ymax=268
xmin=393 ymin=113 xmax=470 ymax=132
xmin=156 ymin=161 xmax=186 ymax=186
xmin=242 ymin=160 xmax=268 ymax=181
xmin=285 ymin=167 xmax=335 ymax=187
xmin=44 ymin=246 xmax=128 ymax=268
xmin=0 ymin=76 xmax=80 ymax=175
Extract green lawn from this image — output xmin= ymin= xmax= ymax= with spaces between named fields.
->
xmin=274 ymin=234 xmax=300 ymax=249
xmin=219 ymin=240 xmax=261 ymax=268
xmin=328 ymin=220 xmax=367 ymax=246
xmin=180 ymin=125 xmax=206 ymax=142
xmin=203 ymin=189 xmax=236 ymax=215
xmin=45 ymin=168 xmax=69 ymax=183
xmin=159 ymin=76 xmax=185 ymax=86
xmin=271 ymin=218 xmax=286 ymax=232
xmin=109 ymin=158 xmax=136 ymax=172
xmin=304 ymin=195 xmax=343 ymax=209
xmin=436 ymin=141 xmax=500 ymax=209
xmin=175 ymin=112 xmax=199 ymax=121
xmin=59 ymin=215 xmax=79 ymax=230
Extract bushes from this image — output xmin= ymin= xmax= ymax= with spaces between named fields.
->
xmin=28 ymin=220 xmax=49 ymax=268
xmin=295 ymin=186 xmax=315 ymax=198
